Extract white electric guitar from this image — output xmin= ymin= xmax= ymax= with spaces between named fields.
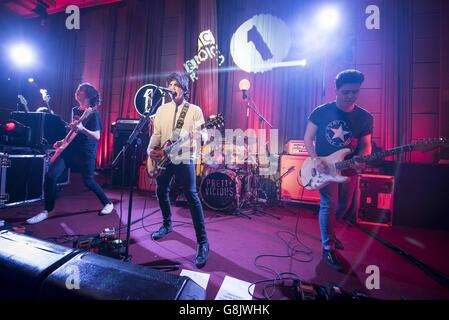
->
xmin=40 ymin=89 xmax=54 ymax=114
xmin=300 ymin=137 xmax=449 ymax=190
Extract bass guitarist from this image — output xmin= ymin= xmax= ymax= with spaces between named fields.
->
xmin=27 ymin=83 xmax=113 ymax=224
xmin=303 ymin=69 xmax=373 ymax=272
xmin=147 ymin=72 xmax=209 ymax=269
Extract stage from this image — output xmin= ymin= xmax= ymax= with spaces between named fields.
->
xmin=1 ymin=174 xmax=448 ymax=300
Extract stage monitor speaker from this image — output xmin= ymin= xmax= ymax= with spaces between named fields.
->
xmin=0 ymin=230 xmax=78 ymax=299
xmin=39 ymin=251 xmax=205 ymax=300
xmin=279 ymin=155 xmax=320 ymax=204
xmin=0 ymin=231 xmax=205 ymax=300
xmin=10 ymin=112 xmax=66 ymax=147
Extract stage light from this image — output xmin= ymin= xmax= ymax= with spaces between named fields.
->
xmin=28 ymin=78 xmax=34 ymax=83
xmin=317 ymin=7 xmax=340 ymax=30
xmin=5 ymin=121 xmax=16 ymax=131
xmin=239 ymin=79 xmax=251 ymax=99
xmin=9 ymin=43 xmax=35 ymax=67
xmin=239 ymin=79 xmax=251 ymax=91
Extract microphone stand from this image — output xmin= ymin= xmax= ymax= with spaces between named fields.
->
xmin=241 ymin=94 xmax=280 ymax=220
xmin=111 ymin=92 xmax=180 ymax=270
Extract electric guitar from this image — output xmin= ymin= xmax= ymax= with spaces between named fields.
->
xmin=40 ymin=89 xmax=54 ymax=114
xmin=17 ymin=95 xmax=30 ymax=113
xmin=50 ymin=107 xmax=97 ymax=164
xmin=299 ymin=137 xmax=449 ymax=190
xmin=147 ymin=114 xmax=225 ymax=177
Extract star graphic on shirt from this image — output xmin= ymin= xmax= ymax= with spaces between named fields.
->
xmin=331 ymin=125 xmax=350 ymax=142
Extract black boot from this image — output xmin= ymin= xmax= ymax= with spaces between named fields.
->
xmin=323 ymin=249 xmax=344 ymax=272
xmin=151 ymin=225 xmax=173 ymax=240
xmin=335 ymin=238 xmax=344 ymax=250
xmin=195 ymin=243 xmax=209 ymax=268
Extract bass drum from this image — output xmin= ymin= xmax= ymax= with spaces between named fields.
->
xmin=199 ymin=169 xmax=241 ymax=211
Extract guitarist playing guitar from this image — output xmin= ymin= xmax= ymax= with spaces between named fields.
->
xmin=303 ymin=69 xmax=373 ymax=273
xmin=27 ymin=83 xmax=114 ymax=224
xmin=148 ymin=72 xmax=209 ymax=269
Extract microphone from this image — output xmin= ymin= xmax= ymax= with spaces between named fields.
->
xmin=157 ymin=86 xmax=176 ymax=96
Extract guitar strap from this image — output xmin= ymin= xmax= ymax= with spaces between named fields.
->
xmin=171 ymin=102 xmax=190 ymax=142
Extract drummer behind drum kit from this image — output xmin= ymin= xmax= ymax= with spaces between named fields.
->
xmin=198 ymin=138 xmax=279 ymax=218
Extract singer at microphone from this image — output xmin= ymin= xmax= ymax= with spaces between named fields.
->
xmin=157 ymin=86 xmax=177 ymax=96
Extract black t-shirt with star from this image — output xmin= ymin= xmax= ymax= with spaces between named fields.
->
xmin=308 ymin=102 xmax=373 ymax=157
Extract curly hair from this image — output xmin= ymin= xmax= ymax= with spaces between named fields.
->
xmin=166 ymin=72 xmax=190 ymax=100
xmin=77 ymin=83 xmax=101 ymax=107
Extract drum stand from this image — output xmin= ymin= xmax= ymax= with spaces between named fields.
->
xmin=229 ymin=165 xmax=280 ymax=220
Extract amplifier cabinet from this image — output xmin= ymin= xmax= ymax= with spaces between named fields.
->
xmin=279 ymin=155 xmax=320 ymax=204
xmin=356 ymin=174 xmax=394 ymax=227
xmin=0 ymin=153 xmax=45 ymax=208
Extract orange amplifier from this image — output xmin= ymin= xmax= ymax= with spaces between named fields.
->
xmin=279 ymin=155 xmax=320 ymax=204
xmin=285 ymin=140 xmax=308 ymax=156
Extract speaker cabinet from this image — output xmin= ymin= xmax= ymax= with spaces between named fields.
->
xmin=39 ymin=252 xmax=205 ymax=300
xmin=10 ymin=112 xmax=66 ymax=147
xmin=279 ymin=155 xmax=320 ymax=204
xmin=0 ymin=231 xmax=205 ymax=300
xmin=0 ymin=230 xmax=78 ymax=299
xmin=111 ymin=120 xmax=149 ymax=187
xmin=0 ymin=154 xmax=45 ymax=208
xmin=355 ymin=174 xmax=394 ymax=227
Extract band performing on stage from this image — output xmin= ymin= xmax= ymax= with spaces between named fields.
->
xmin=1 ymin=0 xmax=449 ymax=302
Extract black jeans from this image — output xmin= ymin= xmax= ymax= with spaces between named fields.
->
xmin=44 ymin=155 xmax=111 ymax=212
xmin=156 ymin=162 xmax=208 ymax=245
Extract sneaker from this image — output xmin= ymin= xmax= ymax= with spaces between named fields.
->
xmin=323 ymin=249 xmax=344 ymax=272
xmin=100 ymin=203 xmax=114 ymax=215
xmin=335 ymin=238 xmax=344 ymax=250
xmin=151 ymin=225 xmax=173 ymax=240
xmin=26 ymin=211 xmax=49 ymax=224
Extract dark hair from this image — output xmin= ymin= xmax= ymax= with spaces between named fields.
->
xmin=77 ymin=82 xmax=101 ymax=107
xmin=166 ymin=72 xmax=189 ymax=100
xmin=335 ymin=69 xmax=365 ymax=89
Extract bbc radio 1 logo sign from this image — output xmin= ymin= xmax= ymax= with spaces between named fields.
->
xmin=230 ymin=14 xmax=291 ymax=74
xmin=230 ymin=6 xmax=380 ymax=74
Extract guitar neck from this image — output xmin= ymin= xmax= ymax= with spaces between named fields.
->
xmin=45 ymin=101 xmax=54 ymax=114
xmin=165 ymin=123 xmax=207 ymax=152
xmin=335 ymin=144 xmax=415 ymax=170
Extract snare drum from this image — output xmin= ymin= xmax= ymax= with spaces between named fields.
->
xmin=199 ymin=169 xmax=241 ymax=211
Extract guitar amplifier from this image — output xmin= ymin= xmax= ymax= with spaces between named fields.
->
xmin=284 ymin=140 xmax=308 ymax=156
xmin=10 ymin=112 xmax=66 ymax=147
xmin=0 ymin=153 xmax=45 ymax=208
xmin=355 ymin=174 xmax=394 ymax=227
xmin=279 ymin=155 xmax=320 ymax=204
xmin=111 ymin=119 xmax=149 ymax=187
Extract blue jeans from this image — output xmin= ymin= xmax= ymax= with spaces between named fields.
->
xmin=45 ymin=155 xmax=111 ymax=212
xmin=319 ymin=176 xmax=356 ymax=251
xmin=156 ymin=162 xmax=208 ymax=245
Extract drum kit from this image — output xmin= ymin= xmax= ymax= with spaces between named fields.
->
xmin=198 ymin=139 xmax=279 ymax=218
